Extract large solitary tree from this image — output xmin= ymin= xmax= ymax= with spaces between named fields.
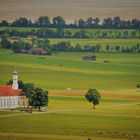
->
xmin=85 ymin=88 xmax=101 ymax=109
xmin=29 ymin=88 xmax=48 ymax=111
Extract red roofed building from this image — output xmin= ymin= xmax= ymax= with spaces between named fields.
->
xmin=27 ymin=35 xmax=38 ymax=40
xmin=0 ymin=85 xmax=21 ymax=96
xmin=29 ymin=47 xmax=48 ymax=55
xmin=0 ymin=71 xmax=28 ymax=109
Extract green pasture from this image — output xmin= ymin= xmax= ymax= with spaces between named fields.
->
xmin=0 ymin=48 xmax=140 ymax=90
xmin=0 ymin=95 xmax=140 ymax=140
xmin=8 ymin=38 xmax=140 ymax=51
xmin=0 ymin=27 xmax=139 ymax=35
xmin=0 ymin=48 xmax=140 ymax=139
xmin=0 ymin=27 xmax=136 ymax=33
xmin=0 ymin=111 xmax=21 ymax=116
xmin=1 ymin=26 xmax=140 ymax=50
xmin=0 ymin=27 xmax=140 ymax=40
xmin=8 ymin=37 xmax=140 ymax=50
xmin=49 ymin=38 xmax=140 ymax=48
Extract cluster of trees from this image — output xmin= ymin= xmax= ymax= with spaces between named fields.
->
xmin=105 ymin=44 xmax=140 ymax=53
xmin=7 ymin=80 xmax=48 ymax=111
xmin=0 ymin=16 xmax=140 ymax=29
xmin=0 ymin=38 xmax=101 ymax=53
xmin=0 ymin=38 xmax=32 ymax=53
xmin=1 ymin=28 xmax=140 ymax=39
xmin=1 ymin=38 xmax=140 ymax=53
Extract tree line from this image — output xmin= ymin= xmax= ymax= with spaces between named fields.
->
xmin=1 ymin=28 xmax=140 ymax=39
xmin=0 ymin=16 xmax=140 ymax=29
xmin=1 ymin=38 xmax=140 ymax=53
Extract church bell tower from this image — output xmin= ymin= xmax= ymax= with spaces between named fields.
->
xmin=12 ymin=70 xmax=19 ymax=90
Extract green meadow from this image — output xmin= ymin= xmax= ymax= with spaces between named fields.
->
xmin=0 ymin=95 xmax=140 ymax=140
xmin=8 ymin=38 xmax=140 ymax=51
xmin=0 ymin=27 xmax=138 ymax=33
xmin=1 ymin=27 xmax=140 ymax=51
xmin=0 ymin=48 xmax=140 ymax=140
xmin=0 ymin=48 xmax=140 ymax=90
xmin=49 ymin=38 xmax=140 ymax=48
xmin=0 ymin=27 xmax=140 ymax=37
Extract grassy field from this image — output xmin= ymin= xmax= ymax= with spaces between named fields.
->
xmin=0 ymin=48 xmax=140 ymax=139
xmin=0 ymin=95 xmax=140 ymax=140
xmin=0 ymin=27 xmax=140 ymax=37
xmin=49 ymin=38 xmax=140 ymax=48
xmin=1 ymin=27 xmax=140 ymax=51
xmin=0 ymin=27 xmax=138 ymax=33
xmin=7 ymin=38 xmax=140 ymax=51
xmin=0 ymin=48 xmax=140 ymax=90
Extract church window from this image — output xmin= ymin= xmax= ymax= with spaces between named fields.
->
xmin=0 ymin=99 xmax=2 ymax=106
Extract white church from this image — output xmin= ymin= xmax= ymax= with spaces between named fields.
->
xmin=0 ymin=70 xmax=28 ymax=109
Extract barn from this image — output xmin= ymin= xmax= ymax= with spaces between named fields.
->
xmin=82 ymin=55 xmax=96 ymax=61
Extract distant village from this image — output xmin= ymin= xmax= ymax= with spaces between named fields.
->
xmin=10 ymin=35 xmax=97 ymax=61
xmin=10 ymin=35 xmax=49 ymax=55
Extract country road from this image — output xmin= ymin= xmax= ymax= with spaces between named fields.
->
xmin=0 ymin=102 xmax=140 ymax=118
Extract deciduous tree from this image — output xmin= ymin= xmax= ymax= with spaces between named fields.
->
xmin=29 ymin=88 xmax=48 ymax=111
xmin=85 ymin=88 xmax=101 ymax=109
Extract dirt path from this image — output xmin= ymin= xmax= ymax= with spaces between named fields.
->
xmin=97 ymin=102 xmax=140 ymax=109
xmin=0 ymin=113 xmax=29 ymax=118
xmin=0 ymin=102 xmax=140 ymax=118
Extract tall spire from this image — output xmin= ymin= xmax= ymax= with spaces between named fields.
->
xmin=12 ymin=70 xmax=19 ymax=90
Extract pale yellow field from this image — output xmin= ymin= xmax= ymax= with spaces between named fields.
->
xmin=0 ymin=0 xmax=140 ymax=21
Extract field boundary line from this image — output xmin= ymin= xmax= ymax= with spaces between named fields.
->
xmin=0 ymin=113 xmax=31 ymax=118
xmin=97 ymin=102 xmax=140 ymax=109
xmin=0 ymin=102 xmax=139 ymax=118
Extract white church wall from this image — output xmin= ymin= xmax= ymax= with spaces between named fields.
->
xmin=0 ymin=96 xmax=20 ymax=109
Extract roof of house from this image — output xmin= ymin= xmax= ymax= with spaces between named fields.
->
xmin=32 ymin=47 xmax=44 ymax=52
xmin=27 ymin=35 xmax=38 ymax=39
xmin=83 ymin=55 xmax=96 ymax=57
xmin=10 ymin=36 xmax=21 ymax=39
xmin=0 ymin=85 xmax=22 ymax=96
xmin=83 ymin=55 xmax=96 ymax=58
xmin=31 ymin=48 xmax=48 ymax=54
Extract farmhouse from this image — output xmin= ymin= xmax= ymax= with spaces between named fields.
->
xmin=27 ymin=35 xmax=38 ymax=40
xmin=83 ymin=55 xmax=96 ymax=61
xmin=20 ymin=49 xmax=28 ymax=54
xmin=10 ymin=36 xmax=21 ymax=40
xmin=0 ymin=71 xmax=28 ymax=109
xmin=29 ymin=47 xmax=48 ymax=55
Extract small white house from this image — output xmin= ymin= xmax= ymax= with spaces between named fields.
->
xmin=0 ymin=71 xmax=28 ymax=109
